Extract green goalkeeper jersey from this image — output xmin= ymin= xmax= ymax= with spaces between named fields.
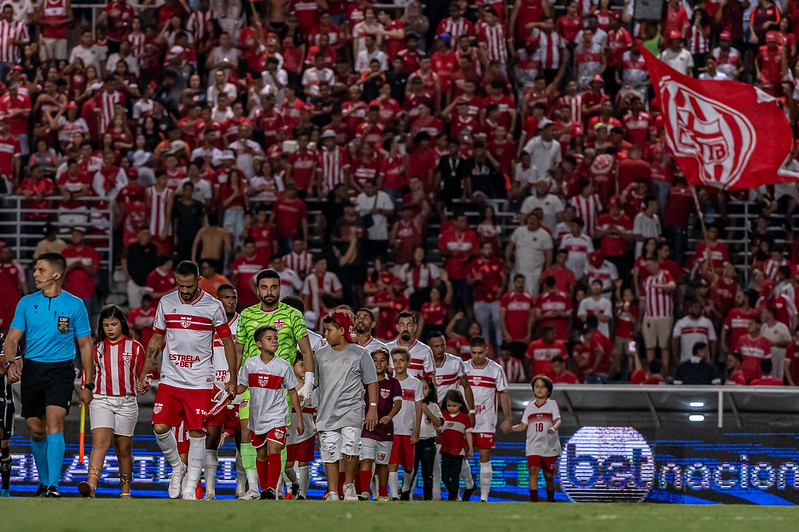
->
xmin=237 ymin=302 xmax=308 ymax=366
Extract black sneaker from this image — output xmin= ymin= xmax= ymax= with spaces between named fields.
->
xmin=34 ymin=484 xmax=47 ymax=497
xmin=295 ymin=494 xmax=306 ymax=500
xmin=461 ymin=487 xmax=475 ymax=501
xmin=45 ymin=486 xmax=61 ymax=498
xmin=399 ymin=491 xmax=410 ymax=501
xmin=260 ymin=488 xmax=276 ymax=500
xmin=290 ymin=484 xmax=299 ymax=499
xmin=357 ymin=492 xmax=369 ymax=501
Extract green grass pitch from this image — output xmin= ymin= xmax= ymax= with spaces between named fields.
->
xmin=0 ymin=500 xmax=793 ymax=531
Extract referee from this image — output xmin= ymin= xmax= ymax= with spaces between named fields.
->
xmin=0 ymin=253 xmax=93 ymax=498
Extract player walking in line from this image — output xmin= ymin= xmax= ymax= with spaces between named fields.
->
xmin=463 ymin=336 xmax=511 ymax=502
xmin=0 ymin=253 xmax=93 ymax=498
xmin=386 ymin=312 xmax=435 ymax=379
xmin=78 ymin=305 xmax=146 ymax=498
xmin=137 ymin=261 xmax=238 ymax=500
xmin=389 ymin=346 xmax=423 ymax=500
xmin=359 ymin=348 xmax=402 ymax=501
xmin=440 ymin=390 xmax=473 ymax=501
xmin=237 ymin=270 xmax=315 ymax=499
xmin=204 ymin=284 xmax=241 ymax=499
xmin=236 ymin=325 xmax=304 ymax=499
xmin=512 ymin=375 xmax=562 ymax=502
xmin=315 ymin=310 xmax=378 ymax=501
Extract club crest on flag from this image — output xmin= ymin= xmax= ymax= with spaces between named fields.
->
xmin=659 ymin=76 xmax=755 ymax=189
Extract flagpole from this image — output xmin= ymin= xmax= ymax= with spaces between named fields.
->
xmin=689 ymin=184 xmax=712 ymax=268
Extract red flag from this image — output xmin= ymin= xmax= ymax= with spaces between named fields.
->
xmin=640 ymin=44 xmax=795 ymax=190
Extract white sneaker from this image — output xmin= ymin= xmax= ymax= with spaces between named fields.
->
xmin=324 ymin=491 xmax=340 ymax=501
xmin=240 ymin=489 xmax=260 ymax=500
xmin=168 ymin=463 xmax=187 ymax=499
xmin=343 ymin=484 xmax=358 ymax=501
xmin=203 ymin=490 xmax=215 ymax=500
xmin=182 ymin=488 xmax=197 ymax=500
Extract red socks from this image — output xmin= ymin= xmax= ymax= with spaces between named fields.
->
xmin=337 ymin=474 xmax=345 ymax=496
xmin=529 ymin=490 xmax=539 ymax=502
xmin=359 ymin=470 xmax=372 ymax=494
xmin=256 ymin=454 xmax=283 ymax=492
xmin=378 ymin=484 xmax=388 ymax=497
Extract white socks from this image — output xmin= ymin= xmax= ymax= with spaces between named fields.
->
xmin=185 ymin=436 xmax=206 ymax=490
xmin=388 ymin=471 xmax=399 ymax=499
xmin=401 ymin=468 xmax=414 ymax=494
xmin=298 ymin=465 xmax=309 ymax=497
xmin=204 ymin=450 xmax=218 ymax=493
xmin=155 ymin=431 xmax=181 ymax=467
xmin=433 ymin=446 xmax=442 ymax=499
xmin=284 ymin=465 xmax=299 ymax=487
xmin=479 ymin=462 xmax=492 ymax=501
xmin=246 ymin=468 xmax=259 ymax=491
xmin=235 ymin=451 xmax=246 ymax=496
xmin=460 ymin=459 xmax=474 ymax=489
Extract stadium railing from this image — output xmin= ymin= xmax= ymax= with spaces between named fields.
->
xmin=507 ymin=383 xmax=799 ymax=429
xmin=0 ymin=195 xmax=114 ymax=290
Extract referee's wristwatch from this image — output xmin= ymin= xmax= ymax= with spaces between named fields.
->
xmin=85 ymin=383 xmax=95 ymax=392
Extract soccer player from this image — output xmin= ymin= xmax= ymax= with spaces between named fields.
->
xmin=359 ymin=348 xmax=402 ymax=501
xmin=463 ymin=336 xmax=511 ymax=501
xmin=315 ymin=310 xmax=378 ymax=500
xmin=428 ymin=331 xmax=475 ymax=499
xmin=440 ymin=389 xmax=473 ymax=501
xmin=237 ymin=270 xmax=315 ymax=499
xmin=78 ymin=305 xmax=146 ymax=498
xmin=0 ymin=253 xmax=93 ymax=498
xmin=386 ymin=311 xmax=435 ymax=379
xmin=137 ymin=261 xmax=237 ymax=500
xmin=389 ymin=346 xmax=423 ymax=500
xmin=236 ymin=325 xmax=304 ymax=499
xmin=354 ymin=307 xmax=388 ymax=353
xmin=204 ymin=283 xmax=241 ymax=499
xmin=512 ymin=375 xmax=562 ymax=502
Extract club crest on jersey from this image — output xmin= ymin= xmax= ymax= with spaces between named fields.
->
xmin=258 ymin=375 xmax=271 ymax=387
xmin=274 ymin=319 xmax=285 ymax=330
xmin=380 ymin=388 xmax=390 ymax=399
xmin=122 ymin=351 xmax=133 ymax=363
xmin=153 ymin=403 xmax=163 ymax=414
xmin=57 ymin=316 xmax=69 ymax=333
xmin=181 ymin=316 xmax=192 ymax=328
xmin=473 ymin=377 xmax=482 ymax=386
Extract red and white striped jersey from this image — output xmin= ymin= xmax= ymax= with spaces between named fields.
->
xmin=642 ymin=270 xmax=675 ymax=319
xmin=212 ymin=313 xmax=239 ymax=391
xmin=437 ymin=17 xmax=474 ymax=41
xmin=237 ymin=354 xmax=298 ymax=435
xmin=393 ymin=375 xmax=423 ymax=436
xmin=687 ymin=24 xmax=708 ymax=54
xmin=477 ymin=22 xmax=508 ymax=64
xmin=153 ymin=290 xmax=231 ymax=390
xmin=464 ymin=358 xmax=508 ymax=434
xmin=398 ymin=262 xmax=441 ymax=289
xmin=94 ymin=337 xmax=146 ymax=396
xmin=498 ymin=357 xmax=526 ymax=383
xmin=530 ymin=29 xmax=562 ymax=70
xmin=145 ymin=186 xmax=173 ymax=238
xmin=126 ymin=33 xmax=147 ymax=64
xmin=284 ymin=250 xmax=313 ymax=278
xmin=187 ymin=9 xmax=215 ymax=43
xmin=557 ymin=93 xmax=583 ymax=124
xmin=569 ymin=194 xmax=603 ymax=237
xmin=763 ymin=258 xmax=788 ymax=281
xmin=95 ymin=90 xmax=124 ymax=133
xmin=434 ymin=353 xmax=466 ymax=402
xmin=386 ymin=338 xmax=435 ymax=379
xmin=575 ymin=41 xmax=602 ymax=89
xmin=318 ymin=146 xmax=350 ymax=197
xmin=301 ymin=271 xmax=342 ymax=324
xmin=0 ymin=19 xmax=28 ymax=63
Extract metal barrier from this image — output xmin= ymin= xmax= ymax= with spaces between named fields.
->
xmin=0 ymin=195 xmax=114 ymax=290
xmin=507 ymin=383 xmax=799 ymax=429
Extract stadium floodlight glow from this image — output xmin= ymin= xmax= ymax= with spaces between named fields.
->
xmin=689 ymin=401 xmax=704 ymax=408
xmin=522 ymin=401 xmax=529 ymax=406
xmin=689 ymin=415 xmax=705 ymax=422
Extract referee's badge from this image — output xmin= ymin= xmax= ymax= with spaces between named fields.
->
xmin=57 ymin=316 xmax=70 ymax=333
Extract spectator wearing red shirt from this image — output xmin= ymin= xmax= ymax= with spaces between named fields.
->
xmin=0 ymin=83 xmax=31 ymax=156
xmin=144 ymin=255 xmax=175 ymax=304
xmin=287 ymin=133 xmax=318 ymax=195
xmin=722 ymin=290 xmax=759 ymax=356
xmin=694 ymin=224 xmax=729 ymax=275
xmin=246 ymin=206 xmax=276 ymax=266
xmin=749 ymin=358 xmax=783 ymax=386
xmin=127 ymin=293 xmax=156 ymax=348
xmin=497 ymin=343 xmax=526 ymax=383
xmin=534 ymin=276 xmax=572 ymax=342
xmin=373 ymin=280 xmax=411 ymax=340
xmin=17 ymin=165 xmax=55 ymax=219
xmin=0 ymin=243 xmax=25 ymax=332
xmin=500 ymin=273 xmax=535 ymax=359
xmin=99 ymin=0 xmax=135 ymax=53
xmin=725 ymin=352 xmax=747 ymax=385
xmin=438 ymin=212 xmax=480 ymax=316
xmin=630 ymin=360 xmax=665 ymax=385
xmin=0 ymin=117 xmax=21 ymax=181
xmin=549 ymin=355 xmax=579 ymax=384
xmin=419 ymin=283 xmax=451 ymax=338
xmin=525 ymin=326 xmax=569 ymax=380
xmin=468 ymin=242 xmax=506 ymax=348
xmin=268 ymin=183 xmax=308 ymax=256
xmin=755 ymin=32 xmax=786 ymax=95
xmin=62 ymin=226 xmax=100 ymax=318
xmin=540 ymin=248 xmax=577 ymax=295
xmin=738 ymin=316 xmax=772 ymax=382
xmin=579 ymin=315 xmax=614 ymax=384
xmin=230 ymin=239 xmax=264 ymax=308
xmin=595 ymin=197 xmax=633 ymax=278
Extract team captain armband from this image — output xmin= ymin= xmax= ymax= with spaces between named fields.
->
xmin=216 ymin=323 xmax=232 ymax=338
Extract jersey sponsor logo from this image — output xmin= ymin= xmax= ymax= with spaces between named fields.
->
xmin=401 ymin=388 xmax=416 ymax=401
xmin=153 ymin=402 xmax=163 ymax=414
xmin=57 ymin=316 xmax=70 ymax=333
xmin=169 ymin=353 xmax=200 ymax=367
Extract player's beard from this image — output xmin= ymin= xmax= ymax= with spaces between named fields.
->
xmin=400 ymin=331 xmax=412 ymax=342
xmin=261 ymin=294 xmax=278 ymax=307
xmin=354 ymin=323 xmax=368 ymax=334
xmin=180 ymin=289 xmax=198 ymax=303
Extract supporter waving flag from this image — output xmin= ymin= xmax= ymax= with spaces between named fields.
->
xmin=640 ymin=43 xmax=795 ymax=190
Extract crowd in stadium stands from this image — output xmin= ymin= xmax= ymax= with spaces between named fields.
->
xmin=2 ymin=0 xmax=799 ymax=387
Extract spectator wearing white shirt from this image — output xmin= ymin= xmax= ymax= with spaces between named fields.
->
xmin=505 ymin=212 xmax=553 ymax=297
xmin=106 ymin=41 xmax=138 ymax=76
xmin=69 ymin=29 xmax=101 ymax=73
xmin=206 ymin=69 xmax=237 ymax=108
xmin=660 ymin=31 xmax=694 ymax=76
xmin=578 ymin=280 xmax=613 ymax=337
xmin=698 ymin=56 xmax=729 ymax=81
xmin=519 ymin=179 xmax=565 ymax=234
xmin=355 ymin=179 xmax=394 ymax=258
xmin=560 ymin=217 xmax=593 ymax=280
xmin=302 ymin=53 xmax=336 ymax=97
xmin=356 ymin=34 xmax=388 ymax=73
xmin=522 ymin=123 xmax=562 ymax=183
xmin=179 ymin=160 xmax=213 ymax=209
xmin=672 ymin=299 xmax=717 ymax=364
xmin=633 ymin=197 xmax=661 ymax=257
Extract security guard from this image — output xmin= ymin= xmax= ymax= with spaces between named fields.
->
xmin=0 ymin=252 xmax=93 ymax=498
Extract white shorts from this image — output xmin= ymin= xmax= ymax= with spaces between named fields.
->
xmin=319 ymin=426 xmax=361 ymax=463
xmin=89 ymin=395 xmax=138 ymax=437
xmin=359 ymin=437 xmax=392 ymax=465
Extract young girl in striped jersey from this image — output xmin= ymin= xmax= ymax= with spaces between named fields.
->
xmin=439 ymin=389 xmax=472 ymax=501
xmin=78 ymin=305 xmax=146 ymax=498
